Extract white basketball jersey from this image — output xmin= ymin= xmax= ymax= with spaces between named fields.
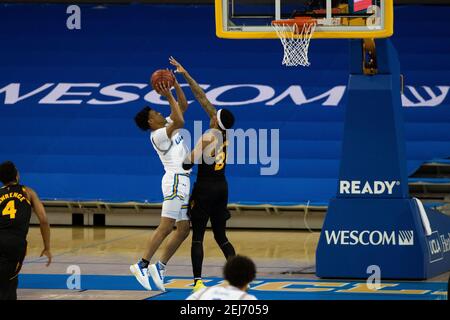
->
xmin=186 ymin=285 xmax=257 ymax=300
xmin=150 ymin=117 xmax=191 ymax=175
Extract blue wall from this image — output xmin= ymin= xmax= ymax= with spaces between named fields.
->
xmin=0 ymin=4 xmax=449 ymax=204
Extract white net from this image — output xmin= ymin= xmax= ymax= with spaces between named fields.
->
xmin=272 ymin=21 xmax=316 ymax=67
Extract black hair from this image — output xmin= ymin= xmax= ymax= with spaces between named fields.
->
xmin=218 ymin=109 xmax=235 ymax=130
xmin=223 ymin=255 xmax=256 ymax=288
xmin=0 ymin=161 xmax=18 ymax=185
xmin=134 ymin=106 xmax=152 ymax=131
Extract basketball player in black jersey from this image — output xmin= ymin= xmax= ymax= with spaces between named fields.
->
xmin=0 ymin=161 xmax=51 ymax=300
xmin=170 ymin=57 xmax=236 ymax=292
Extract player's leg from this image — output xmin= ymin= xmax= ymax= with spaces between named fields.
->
xmin=210 ymin=215 xmax=236 ymax=260
xmin=158 ymin=175 xmax=191 ymax=265
xmin=143 ymin=216 xmax=177 ymax=261
xmin=0 ymin=256 xmax=20 ymax=300
xmin=6 ymin=275 xmax=18 ymax=300
xmin=187 ymin=181 xmax=211 ymax=291
xmin=9 ymin=260 xmax=23 ymax=300
xmin=130 ymin=216 xmax=176 ymax=290
xmin=144 ymin=204 xmax=181 ymax=292
xmin=190 ymin=207 xmax=209 ymax=291
xmin=159 ymin=219 xmax=190 ymax=265
xmin=150 ymin=218 xmax=190 ymax=292
xmin=130 ymin=173 xmax=182 ymax=290
xmin=210 ymin=180 xmax=235 ymax=259
xmin=147 ymin=189 xmax=191 ymax=292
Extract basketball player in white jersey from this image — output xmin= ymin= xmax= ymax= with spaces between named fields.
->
xmin=186 ymin=255 xmax=257 ymax=300
xmin=131 ymin=76 xmax=191 ymax=292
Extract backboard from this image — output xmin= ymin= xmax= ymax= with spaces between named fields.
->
xmin=215 ymin=0 xmax=393 ymax=39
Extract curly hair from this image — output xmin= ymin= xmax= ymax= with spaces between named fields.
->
xmin=134 ymin=106 xmax=152 ymax=131
xmin=223 ymin=255 xmax=256 ymax=288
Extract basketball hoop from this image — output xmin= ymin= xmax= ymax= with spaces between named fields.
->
xmin=272 ymin=18 xmax=317 ymax=67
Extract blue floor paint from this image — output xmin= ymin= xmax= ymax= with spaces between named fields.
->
xmin=18 ymin=274 xmax=448 ymax=300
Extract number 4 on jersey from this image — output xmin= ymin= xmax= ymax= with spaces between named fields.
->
xmin=2 ymin=200 xmax=17 ymax=219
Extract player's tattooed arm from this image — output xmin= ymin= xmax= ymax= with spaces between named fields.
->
xmin=27 ymin=187 xmax=52 ymax=267
xmin=172 ymin=72 xmax=188 ymax=113
xmin=184 ymin=72 xmax=217 ymax=119
xmin=183 ymin=131 xmax=216 ymax=170
xmin=158 ymin=82 xmax=185 ymax=138
xmin=169 ymin=56 xmax=217 ymax=119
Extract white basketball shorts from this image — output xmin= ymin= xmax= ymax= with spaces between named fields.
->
xmin=161 ymin=172 xmax=190 ymax=222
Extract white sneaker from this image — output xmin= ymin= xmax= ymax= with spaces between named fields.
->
xmin=148 ymin=263 xmax=166 ymax=292
xmin=130 ymin=263 xmax=152 ymax=290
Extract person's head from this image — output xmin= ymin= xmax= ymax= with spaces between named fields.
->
xmin=0 ymin=161 xmax=19 ymax=185
xmin=210 ymin=108 xmax=235 ymax=131
xmin=134 ymin=106 xmax=166 ymax=131
xmin=223 ymin=255 xmax=256 ymax=290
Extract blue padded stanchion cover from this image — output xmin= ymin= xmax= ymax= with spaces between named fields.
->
xmin=316 ymin=39 xmax=450 ymax=279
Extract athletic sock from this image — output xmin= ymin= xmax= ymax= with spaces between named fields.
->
xmin=139 ymin=258 xmax=150 ymax=269
xmin=194 ymin=278 xmax=202 ymax=286
xmin=157 ymin=261 xmax=166 ymax=270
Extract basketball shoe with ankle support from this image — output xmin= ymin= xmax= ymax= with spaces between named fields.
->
xmin=192 ymin=279 xmax=206 ymax=293
xmin=130 ymin=261 xmax=151 ymax=290
xmin=148 ymin=263 xmax=166 ymax=292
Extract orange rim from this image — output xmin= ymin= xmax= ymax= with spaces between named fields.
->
xmin=272 ymin=17 xmax=317 ymax=33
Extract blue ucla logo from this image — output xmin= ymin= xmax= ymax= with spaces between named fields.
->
xmin=175 ymin=135 xmax=183 ymax=145
xmin=428 ymin=232 xmax=444 ymax=263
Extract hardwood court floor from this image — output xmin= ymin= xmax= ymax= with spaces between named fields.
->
xmin=21 ymin=226 xmax=319 ymax=278
xmin=17 ymin=226 xmax=448 ymax=300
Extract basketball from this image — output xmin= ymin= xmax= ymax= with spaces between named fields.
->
xmin=151 ymin=69 xmax=175 ymax=91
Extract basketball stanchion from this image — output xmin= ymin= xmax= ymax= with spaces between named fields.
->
xmin=215 ymin=0 xmax=450 ymax=280
xmin=315 ymin=39 xmax=450 ymax=279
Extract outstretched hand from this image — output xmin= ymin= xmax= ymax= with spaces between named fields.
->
xmin=157 ymin=81 xmax=173 ymax=98
xmin=40 ymin=249 xmax=52 ymax=267
xmin=170 ymin=69 xmax=181 ymax=88
xmin=169 ymin=56 xmax=186 ymax=75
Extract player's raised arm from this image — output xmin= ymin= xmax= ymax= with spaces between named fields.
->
xmin=157 ymin=82 xmax=185 ymax=138
xmin=172 ymin=71 xmax=188 ymax=113
xmin=183 ymin=131 xmax=217 ymax=170
xmin=169 ymin=56 xmax=216 ymax=119
xmin=27 ymin=187 xmax=52 ymax=267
